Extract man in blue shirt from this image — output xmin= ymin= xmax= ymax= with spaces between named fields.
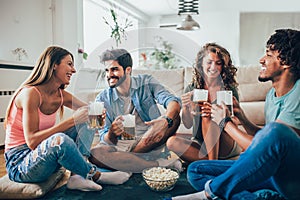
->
xmin=172 ymin=29 xmax=300 ymax=199
xmin=89 ymin=49 xmax=182 ymax=173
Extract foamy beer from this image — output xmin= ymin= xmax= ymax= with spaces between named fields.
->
xmin=88 ymin=102 xmax=105 ymax=129
xmin=217 ymin=91 xmax=234 ymax=116
xmin=192 ymin=89 xmax=208 ymax=115
xmin=121 ymin=114 xmax=135 ymax=140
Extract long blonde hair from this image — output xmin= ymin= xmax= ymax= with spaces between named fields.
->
xmin=4 ymin=46 xmax=73 ymax=127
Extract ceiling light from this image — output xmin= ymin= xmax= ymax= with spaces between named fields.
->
xmin=176 ymin=14 xmax=200 ymax=30
xmin=177 ymin=0 xmax=200 ymax=31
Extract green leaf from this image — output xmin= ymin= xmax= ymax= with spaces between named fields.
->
xmin=102 ymin=6 xmax=133 ymax=46
xmin=83 ymin=52 xmax=88 ymax=60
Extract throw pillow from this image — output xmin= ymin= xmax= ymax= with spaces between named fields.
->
xmin=0 ymin=168 xmax=65 ymax=199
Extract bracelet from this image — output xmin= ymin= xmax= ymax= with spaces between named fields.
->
xmin=86 ymin=165 xmax=97 ymax=180
xmin=218 ymin=117 xmax=232 ymax=133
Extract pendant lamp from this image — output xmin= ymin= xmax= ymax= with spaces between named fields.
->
xmin=176 ymin=0 xmax=200 ymax=31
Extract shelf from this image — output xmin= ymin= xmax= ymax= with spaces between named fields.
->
xmin=0 ymin=60 xmax=33 ymax=70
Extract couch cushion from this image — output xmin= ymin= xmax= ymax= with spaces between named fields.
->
xmin=240 ymin=101 xmax=265 ymax=126
xmin=132 ymin=68 xmax=184 ymax=97
xmin=236 ymin=66 xmax=272 ymax=102
xmin=0 ymin=168 xmax=65 ymax=199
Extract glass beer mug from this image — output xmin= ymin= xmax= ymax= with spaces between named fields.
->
xmin=87 ymin=102 xmax=105 ymax=129
xmin=217 ymin=90 xmax=234 ymax=116
xmin=192 ymin=89 xmax=208 ymax=115
xmin=121 ymin=114 xmax=135 ymax=140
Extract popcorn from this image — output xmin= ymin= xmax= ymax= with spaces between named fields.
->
xmin=142 ymin=167 xmax=179 ymax=191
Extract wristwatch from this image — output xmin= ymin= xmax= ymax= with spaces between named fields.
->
xmin=162 ymin=116 xmax=173 ymax=128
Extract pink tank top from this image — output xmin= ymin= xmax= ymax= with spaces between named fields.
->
xmin=5 ymin=86 xmax=63 ymax=152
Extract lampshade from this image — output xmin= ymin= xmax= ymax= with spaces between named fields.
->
xmin=176 ymin=14 xmax=200 ymax=30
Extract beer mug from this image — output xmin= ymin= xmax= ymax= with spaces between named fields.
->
xmin=88 ymin=102 xmax=105 ymax=129
xmin=217 ymin=90 xmax=234 ymax=116
xmin=121 ymin=114 xmax=135 ymax=140
xmin=192 ymin=89 xmax=208 ymax=115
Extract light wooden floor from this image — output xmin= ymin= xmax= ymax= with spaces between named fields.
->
xmin=0 ymin=148 xmax=6 ymax=177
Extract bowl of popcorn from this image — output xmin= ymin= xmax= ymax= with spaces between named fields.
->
xmin=142 ymin=167 xmax=180 ymax=192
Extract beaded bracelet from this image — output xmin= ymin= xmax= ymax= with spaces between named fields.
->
xmin=218 ymin=117 xmax=232 ymax=133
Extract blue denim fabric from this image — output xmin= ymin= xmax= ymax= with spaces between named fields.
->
xmin=69 ymin=123 xmax=95 ymax=157
xmin=188 ymin=122 xmax=300 ymax=200
xmin=95 ymin=75 xmax=181 ymax=141
xmin=5 ymin=124 xmax=95 ymax=183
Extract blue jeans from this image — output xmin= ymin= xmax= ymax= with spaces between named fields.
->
xmin=5 ymin=123 xmax=96 ymax=183
xmin=187 ymin=122 xmax=300 ymax=200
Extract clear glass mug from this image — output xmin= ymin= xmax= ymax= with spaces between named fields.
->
xmin=121 ymin=114 xmax=135 ymax=140
xmin=87 ymin=102 xmax=105 ymax=129
xmin=217 ymin=90 xmax=234 ymax=116
xmin=192 ymin=89 xmax=208 ymax=115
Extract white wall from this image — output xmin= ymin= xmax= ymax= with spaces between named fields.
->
xmin=0 ymin=0 xmax=84 ymax=96
xmin=0 ymin=0 xmax=52 ymax=64
xmin=144 ymin=0 xmax=300 ymax=66
xmin=146 ymin=12 xmax=240 ymax=65
xmin=1 ymin=0 xmax=300 ymax=67
xmin=0 ymin=0 xmax=83 ymax=69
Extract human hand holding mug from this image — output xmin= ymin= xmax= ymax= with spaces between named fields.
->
xmin=73 ymin=106 xmax=89 ymax=125
xmin=211 ymin=102 xmax=229 ymax=125
xmin=181 ymin=91 xmax=193 ymax=108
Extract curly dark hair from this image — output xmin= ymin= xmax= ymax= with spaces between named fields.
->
xmin=190 ymin=43 xmax=238 ymax=90
xmin=266 ymin=29 xmax=300 ymax=80
xmin=100 ymin=48 xmax=133 ymax=71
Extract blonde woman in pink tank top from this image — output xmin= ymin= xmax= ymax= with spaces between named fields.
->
xmin=4 ymin=46 xmax=131 ymax=192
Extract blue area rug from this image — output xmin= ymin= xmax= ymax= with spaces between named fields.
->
xmin=40 ymin=170 xmax=196 ymax=200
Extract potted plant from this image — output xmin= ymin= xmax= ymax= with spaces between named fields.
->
xmin=103 ymin=7 xmax=133 ymax=47
xmin=140 ymin=36 xmax=181 ymax=69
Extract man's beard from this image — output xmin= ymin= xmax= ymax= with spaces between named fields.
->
xmin=258 ymin=76 xmax=271 ymax=82
xmin=258 ymin=70 xmax=282 ymax=82
xmin=108 ymin=73 xmax=127 ymax=88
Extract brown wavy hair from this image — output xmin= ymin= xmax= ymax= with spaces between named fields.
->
xmin=190 ymin=43 xmax=238 ymax=89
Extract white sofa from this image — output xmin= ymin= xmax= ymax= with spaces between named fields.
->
xmin=74 ymin=66 xmax=272 ymax=133
xmin=235 ymin=66 xmax=272 ymax=126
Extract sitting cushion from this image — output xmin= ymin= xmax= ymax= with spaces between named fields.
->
xmin=0 ymin=168 xmax=65 ymax=199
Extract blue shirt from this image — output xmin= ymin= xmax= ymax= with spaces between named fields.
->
xmin=265 ymin=79 xmax=300 ymax=129
xmin=95 ymin=74 xmax=181 ymax=141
